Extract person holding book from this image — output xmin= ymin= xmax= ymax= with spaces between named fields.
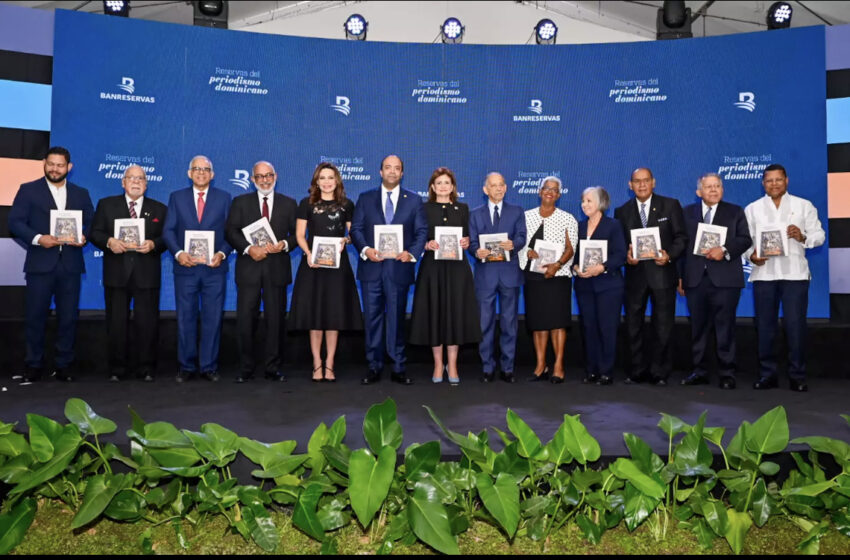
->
xmin=677 ymin=173 xmax=751 ymax=390
xmin=744 ymin=164 xmax=824 ymax=392
xmin=517 ymin=176 xmax=578 ymax=384
xmin=289 ymin=162 xmax=363 ymax=382
xmin=409 ymin=167 xmax=481 ymax=384
xmin=573 ymin=187 xmax=626 ymax=385
xmin=468 ymin=172 xmax=527 ymax=383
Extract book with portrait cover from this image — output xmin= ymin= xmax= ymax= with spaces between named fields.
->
xmin=311 ymin=236 xmax=342 ymax=269
xmin=630 ymin=226 xmax=662 ymax=261
xmin=114 ymin=218 xmax=145 ymax=250
xmin=479 ymin=232 xmax=510 ymax=262
xmin=241 ymin=217 xmax=278 ymax=248
xmin=50 ymin=209 xmax=83 ymax=244
xmin=374 ymin=224 xmax=403 ymax=259
xmin=434 ymin=226 xmax=463 ymax=261
xmin=184 ymin=230 xmax=215 ymax=265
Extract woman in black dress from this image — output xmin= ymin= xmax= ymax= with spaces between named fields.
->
xmin=409 ymin=167 xmax=481 ymax=384
xmin=289 ymin=163 xmax=363 ymax=381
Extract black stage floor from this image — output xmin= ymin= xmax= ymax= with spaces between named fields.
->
xmin=1 ymin=365 xmax=847 ymax=461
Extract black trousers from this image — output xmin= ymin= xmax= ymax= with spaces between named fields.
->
xmin=624 ymin=283 xmax=676 ymax=380
xmin=685 ymin=274 xmax=742 ymax=379
xmin=236 ymin=275 xmax=287 ymax=376
xmin=104 ymin=283 xmax=160 ymax=377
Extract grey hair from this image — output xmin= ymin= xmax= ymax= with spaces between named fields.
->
xmin=539 ymin=176 xmax=562 ymax=191
xmin=123 ymin=164 xmax=145 ymax=179
xmin=582 ymin=186 xmax=610 ymax=212
xmin=697 ymin=172 xmax=723 ymax=189
xmin=189 ymin=155 xmax=213 ymax=171
xmin=484 ymin=172 xmax=505 ymax=185
xmin=252 ymin=160 xmax=276 ymax=175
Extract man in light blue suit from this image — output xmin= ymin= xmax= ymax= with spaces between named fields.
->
xmin=350 ymin=155 xmax=427 ymax=385
xmin=163 ymin=155 xmax=232 ymax=383
xmin=468 ymin=172 xmax=527 ymax=383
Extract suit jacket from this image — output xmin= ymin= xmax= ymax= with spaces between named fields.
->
xmin=680 ymin=200 xmax=751 ymax=289
xmin=573 ymin=215 xmax=626 ymax=294
xmin=89 ymin=195 xmax=167 ymax=289
xmin=614 ymin=193 xmax=687 ymax=290
xmin=225 ymin=191 xmax=298 ymax=287
xmin=163 ymin=186 xmax=232 ymax=275
xmin=8 ymin=177 xmax=94 ymax=274
xmin=468 ymin=201 xmax=527 ymax=290
xmin=350 ymin=187 xmax=427 ymax=285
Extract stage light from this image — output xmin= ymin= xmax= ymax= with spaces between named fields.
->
xmin=767 ymin=2 xmax=793 ymax=29
xmin=535 ymin=19 xmax=558 ymax=45
xmin=344 ymin=14 xmax=368 ymax=40
xmin=440 ymin=17 xmax=465 ymax=44
xmin=103 ymin=0 xmax=130 ymax=17
xmin=193 ymin=0 xmax=228 ymax=29
xmin=656 ymin=0 xmax=692 ymax=40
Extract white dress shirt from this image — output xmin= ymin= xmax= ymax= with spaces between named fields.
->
xmin=744 ymin=192 xmax=825 ymax=281
xmin=635 ymin=195 xmax=653 ymax=226
xmin=360 ymin=185 xmax=413 ymax=261
xmin=175 ymin=186 xmax=224 ymax=260
xmin=245 ymin=189 xmax=288 ymax=254
xmin=487 ymin=200 xmax=503 ymax=225
xmin=126 ymin=194 xmax=144 ymax=215
xmin=32 ymin=179 xmax=68 ymax=245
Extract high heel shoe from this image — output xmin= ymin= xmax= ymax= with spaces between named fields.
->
xmin=527 ymin=366 xmax=550 ymax=382
xmin=312 ymin=365 xmax=324 ymax=382
xmin=432 ymin=365 xmax=445 ymax=384
xmin=447 ymin=366 xmax=460 ymax=385
xmin=550 ymin=373 xmax=565 ymax=384
xmin=324 ymin=367 xmax=336 ymax=382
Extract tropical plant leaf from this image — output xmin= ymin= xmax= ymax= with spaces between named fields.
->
xmin=723 ymin=508 xmax=752 ymax=555
xmin=64 ymin=398 xmax=117 ymax=436
xmin=127 ymin=422 xmax=193 ymax=448
xmin=545 ymin=420 xmax=574 ymax=467
xmin=0 ymin=432 xmax=31 ymax=459
xmin=700 ymin=500 xmax=728 ymax=536
xmin=26 ymin=414 xmax=64 ymax=462
xmin=751 ymin=478 xmax=774 ymax=528
xmin=758 ymin=461 xmax=780 ymax=476
xmin=363 ymin=399 xmax=403 ymax=454
xmin=250 ymin=454 xmax=309 ymax=479
xmin=476 ymin=472 xmax=519 ymax=538
xmin=780 ymin=480 xmax=837 ymax=498
xmin=609 ymin=458 xmax=665 ymax=499
xmin=72 ymin=473 xmax=128 ymax=529
xmin=104 ymin=489 xmax=146 ymax=521
xmin=238 ymin=437 xmax=297 ymax=468
xmin=317 ymin=496 xmax=349 ymax=531
xmin=832 ymin=510 xmax=850 ymax=538
xmin=0 ymin=497 xmax=37 ymax=555
xmin=404 ymin=441 xmax=440 ymax=480
xmin=182 ymin=423 xmax=239 ymax=467
xmin=9 ymin=424 xmax=81 ymax=496
xmin=292 ymin=482 xmax=325 ymax=541
xmin=623 ymin=433 xmax=663 ymax=475
xmin=797 ymin=520 xmax=829 ymax=555
xmin=327 ymin=416 xmax=346 ymax=447
xmin=670 ymin=412 xmax=714 ymax=477
xmin=424 ymin=406 xmax=490 ymax=468
xmin=745 ymin=406 xmax=789 ymax=455
xmin=575 ymin=513 xmax=603 ymax=544
xmin=560 ymin=414 xmax=601 ymax=465
xmin=492 ymin=442 xmax=529 ymax=484
xmin=727 ymin=421 xmax=757 ymax=470
xmin=307 ymin=422 xmax=328 ymax=473
xmin=702 ymin=426 xmax=726 ymax=449
xmin=623 ymin=481 xmax=660 ymax=531
xmin=658 ymin=413 xmax=690 ymax=437
xmin=349 ymin=447 xmax=395 ymax=528
xmin=506 ymin=409 xmax=543 ymax=459
xmin=147 ymin=447 xmax=202 ymax=469
xmin=408 ymin=479 xmax=460 ymax=555
xmin=690 ymin=518 xmax=718 ymax=550
xmin=790 ymin=436 xmax=850 ymax=468
xmin=242 ymin=500 xmax=279 ymax=552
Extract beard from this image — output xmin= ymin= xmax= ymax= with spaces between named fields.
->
xmin=46 ymin=170 xmax=69 ymax=184
xmin=256 ymin=184 xmax=276 ymax=196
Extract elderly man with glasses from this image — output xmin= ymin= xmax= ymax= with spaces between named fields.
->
xmin=163 ymin=155 xmax=232 ymax=383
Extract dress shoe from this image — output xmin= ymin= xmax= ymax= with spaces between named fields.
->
xmin=752 ymin=377 xmax=778 ymax=390
xmin=653 ymin=378 xmax=668 ymax=387
xmin=265 ymin=371 xmax=287 ymax=382
xmin=200 ymin=371 xmax=220 ymax=382
xmin=596 ymin=375 xmax=613 ymax=386
xmin=500 ymin=371 xmax=516 ymax=384
xmin=480 ymin=371 xmax=495 ymax=383
xmin=235 ymin=373 xmax=254 ymax=383
xmin=623 ymin=376 xmax=644 ymax=385
xmin=527 ymin=367 xmax=550 ymax=382
xmin=141 ymin=373 xmax=155 ymax=383
xmin=361 ymin=369 xmax=381 ymax=385
xmin=21 ymin=367 xmax=44 ymax=384
xmin=680 ymin=373 xmax=710 ymax=386
xmin=391 ymin=372 xmax=414 ymax=385
xmin=550 ymin=375 xmax=565 ymax=384
xmin=581 ymin=374 xmax=599 ymax=384
xmin=51 ymin=369 xmax=75 ymax=382
xmin=108 ymin=374 xmax=121 ymax=382
xmin=789 ymin=379 xmax=808 ymax=392
xmin=175 ymin=370 xmax=194 ymax=383
xmin=719 ymin=377 xmax=736 ymax=390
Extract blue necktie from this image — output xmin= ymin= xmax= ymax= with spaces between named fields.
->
xmin=384 ymin=193 xmax=394 ymax=224
xmin=493 ymin=205 xmax=500 ymax=228
xmin=704 ymin=206 xmax=712 ymax=224
xmin=639 ymin=203 xmax=647 ymax=228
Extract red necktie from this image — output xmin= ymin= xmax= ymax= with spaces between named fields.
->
xmin=129 ymin=201 xmax=137 ymax=219
xmin=197 ymin=191 xmax=205 ymax=223
xmin=262 ymin=196 xmax=269 ymax=220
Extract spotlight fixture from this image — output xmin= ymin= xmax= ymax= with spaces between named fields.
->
xmin=440 ymin=17 xmax=465 ymax=44
xmin=103 ymin=0 xmax=130 ymax=17
xmin=193 ymin=1 xmax=228 ymax=29
xmin=656 ymin=0 xmax=692 ymax=40
xmin=344 ymin=14 xmax=368 ymax=40
xmin=766 ymin=2 xmax=793 ymax=29
xmin=535 ymin=19 xmax=558 ymax=45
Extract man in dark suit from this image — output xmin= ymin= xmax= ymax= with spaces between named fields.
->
xmin=225 ymin=161 xmax=297 ymax=383
xmin=614 ymin=167 xmax=687 ymax=386
xmin=89 ymin=165 xmax=167 ymax=382
xmin=8 ymin=146 xmax=94 ymax=383
xmin=163 ymin=155 xmax=232 ymax=383
xmin=678 ymin=173 xmax=752 ymax=390
xmin=350 ymin=155 xmax=427 ymax=385
xmin=468 ymin=172 xmax=527 ymax=383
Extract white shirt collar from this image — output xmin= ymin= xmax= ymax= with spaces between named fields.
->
xmin=193 ymin=186 xmax=209 ymax=197
xmin=636 ymin=195 xmax=652 ymax=211
xmin=125 ymin=195 xmax=144 ymax=208
xmin=46 ymin=178 xmax=67 ymax=189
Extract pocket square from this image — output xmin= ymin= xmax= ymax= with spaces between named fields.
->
xmin=152 ymin=218 xmax=160 ymax=222
xmin=657 ymin=217 xmax=669 ymax=222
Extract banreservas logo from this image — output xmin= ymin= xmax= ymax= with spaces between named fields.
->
xmin=734 ymin=92 xmax=756 ymax=112
xmin=229 ymin=170 xmax=251 ymax=191
xmin=513 ymin=99 xmax=560 ymax=122
xmin=331 ymin=96 xmax=351 ymax=116
xmin=100 ymin=76 xmax=155 ymax=103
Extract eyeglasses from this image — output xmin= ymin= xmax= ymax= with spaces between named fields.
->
xmin=541 ymin=186 xmax=560 ymax=193
xmin=190 ymin=167 xmax=212 ymax=173
xmin=253 ymin=173 xmax=276 ymax=181
xmin=124 ymin=176 xmax=146 ymax=183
